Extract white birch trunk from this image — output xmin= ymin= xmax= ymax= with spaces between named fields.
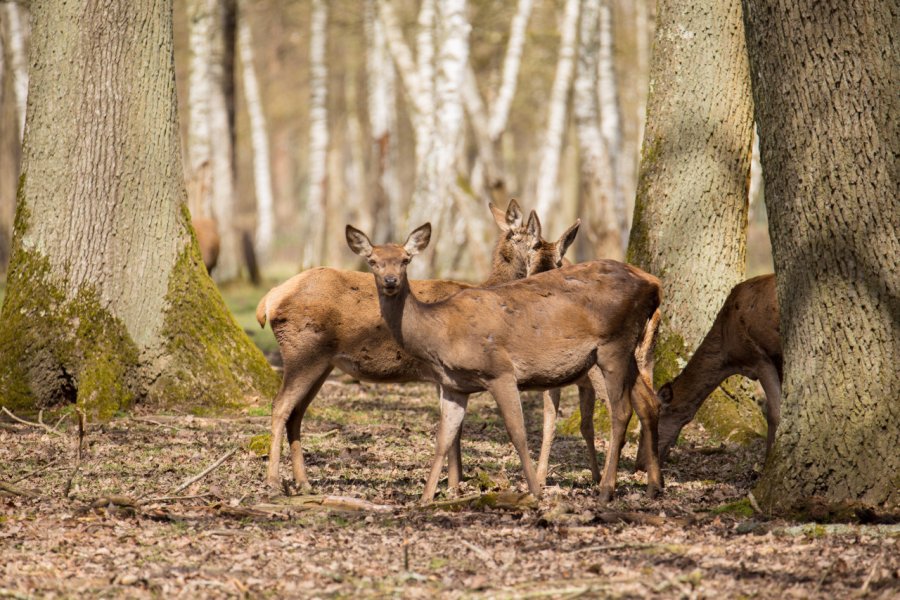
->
xmin=365 ymin=0 xmax=401 ymax=242
xmin=748 ymin=123 xmax=762 ymax=213
xmin=574 ymin=0 xmax=621 ymax=260
xmin=596 ymin=0 xmax=627 ymax=248
xmin=237 ymin=7 xmax=274 ymax=261
xmin=4 ymin=2 xmax=29 ymax=141
xmin=488 ymin=0 xmax=534 ymax=141
xmin=533 ymin=0 xmax=581 ymax=219
xmin=186 ymin=0 xmax=239 ymax=282
xmin=303 ymin=0 xmax=328 ymax=268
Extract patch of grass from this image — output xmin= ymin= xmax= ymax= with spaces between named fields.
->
xmin=247 ymin=406 xmax=271 ymax=417
xmin=246 ymin=433 xmax=271 ymax=457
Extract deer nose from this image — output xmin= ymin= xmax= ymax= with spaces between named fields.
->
xmin=384 ymin=275 xmax=398 ymax=287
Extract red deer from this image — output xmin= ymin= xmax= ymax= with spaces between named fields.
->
xmin=257 ymin=201 xmax=581 ymax=493
xmin=523 ymin=215 xmax=661 ymax=492
xmin=192 ymin=217 xmax=220 ymax=274
xmin=653 ymin=274 xmax=781 ymax=461
xmin=347 ymin=223 xmax=663 ymax=503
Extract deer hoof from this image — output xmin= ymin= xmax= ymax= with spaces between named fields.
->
xmin=597 ymin=487 xmax=614 ymax=503
xmin=646 ymin=484 xmax=662 ymax=499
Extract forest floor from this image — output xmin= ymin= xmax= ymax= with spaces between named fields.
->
xmin=1 ymin=380 xmax=898 ymax=599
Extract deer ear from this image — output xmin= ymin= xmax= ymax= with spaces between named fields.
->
xmin=506 ymin=199 xmax=524 ymax=228
xmin=346 ymin=225 xmax=374 ymax=257
xmin=658 ymin=383 xmax=673 ymax=405
xmin=489 ymin=203 xmax=509 ymax=232
xmin=526 ymin=210 xmax=542 ymax=239
xmin=557 ymin=219 xmax=581 ymax=259
xmin=404 ymin=223 xmax=431 ymax=255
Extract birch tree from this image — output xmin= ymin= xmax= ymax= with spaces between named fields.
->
xmin=743 ymin=0 xmax=899 ymax=509
xmin=365 ymin=0 xmax=401 ymax=244
xmin=303 ymin=0 xmax=328 ymax=268
xmin=2 ymin=2 xmax=28 ymax=140
xmin=628 ymin=0 xmax=763 ymax=446
xmin=186 ymin=0 xmax=240 ymax=281
xmin=0 ymin=0 xmax=278 ymax=420
xmin=573 ymin=0 xmax=621 ymax=260
xmin=533 ymin=0 xmax=580 ymax=224
xmin=237 ymin=3 xmax=275 ymax=261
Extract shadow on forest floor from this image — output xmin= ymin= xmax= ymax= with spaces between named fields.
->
xmin=2 ymin=379 xmax=898 ymax=598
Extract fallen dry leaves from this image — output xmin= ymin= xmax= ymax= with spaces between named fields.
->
xmin=1 ymin=381 xmax=898 ymax=598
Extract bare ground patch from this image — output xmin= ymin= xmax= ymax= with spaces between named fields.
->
xmin=1 ymin=381 xmax=898 ymax=598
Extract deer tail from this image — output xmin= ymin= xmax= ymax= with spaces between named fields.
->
xmin=255 ymin=292 xmax=269 ymax=328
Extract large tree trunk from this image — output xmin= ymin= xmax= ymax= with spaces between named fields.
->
xmin=302 ymin=0 xmax=328 ymax=268
xmin=743 ymin=0 xmax=900 ymax=509
xmin=627 ymin=0 xmax=764 ymax=445
xmin=0 ymin=0 xmax=279 ymax=420
xmin=237 ymin=3 xmax=274 ymax=262
xmin=533 ymin=0 xmax=580 ymax=228
xmin=186 ymin=0 xmax=240 ymax=282
xmin=573 ymin=0 xmax=621 ymax=261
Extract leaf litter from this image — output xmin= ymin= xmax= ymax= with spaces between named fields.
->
xmin=1 ymin=381 xmax=898 ymax=598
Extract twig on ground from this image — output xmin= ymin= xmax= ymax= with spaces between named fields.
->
xmin=747 ymin=491 xmax=763 ymax=514
xmin=64 ymin=409 xmax=86 ymax=499
xmin=0 ymin=480 xmax=39 ymax=498
xmin=859 ymin=551 xmax=883 ymax=595
xmin=593 ymin=511 xmax=694 ymax=527
xmin=568 ymin=542 xmax=657 ymax=553
xmin=1 ymin=407 xmax=63 ymax=436
xmin=131 ymin=416 xmax=186 ymax=432
xmin=165 ymin=448 xmax=238 ymax=496
xmin=12 ymin=456 xmax=63 ymax=484
xmin=51 ymin=413 xmax=69 ymax=431
xmin=461 ymin=539 xmax=495 ymax=564
xmin=143 ymin=493 xmax=215 ymax=504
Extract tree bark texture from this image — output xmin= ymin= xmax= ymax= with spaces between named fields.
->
xmin=0 ymin=0 xmax=279 ymax=420
xmin=237 ymin=4 xmax=274 ymax=262
xmin=627 ymin=0 xmax=764 ymax=444
xmin=302 ymin=0 xmax=329 ymax=268
xmin=743 ymin=0 xmax=899 ymax=509
xmin=573 ymin=0 xmax=621 ymax=261
xmin=2 ymin=3 xmax=28 ymax=140
xmin=186 ymin=0 xmax=240 ymax=281
xmin=533 ymin=0 xmax=580 ymax=227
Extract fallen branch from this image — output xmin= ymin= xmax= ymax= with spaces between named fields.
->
xmin=0 ymin=480 xmax=39 ymax=498
xmin=427 ymin=491 xmax=538 ymax=512
xmin=64 ymin=409 xmax=86 ymax=499
xmin=143 ymin=493 xmax=215 ymax=504
xmin=165 ymin=448 xmax=237 ymax=496
xmin=130 ymin=416 xmax=186 ymax=432
xmin=263 ymin=494 xmax=393 ymax=513
xmin=1 ymin=407 xmax=63 ymax=436
xmin=592 ymin=511 xmax=695 ymax=527
xmin=12 ymin=456 xmax=63 ymax=484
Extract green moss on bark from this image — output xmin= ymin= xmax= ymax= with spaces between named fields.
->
xmin=0 ymin=213 xmax=140 ymax=420
xmin=150 ymin=241 xmax=280 ymax=414
xmin=695 ymin=376 xmax=766 ymax=445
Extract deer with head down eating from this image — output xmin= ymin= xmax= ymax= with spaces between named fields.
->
xmin=347 ymin=223 xmax=664 ymax=502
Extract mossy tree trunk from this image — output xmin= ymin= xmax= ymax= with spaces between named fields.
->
xmin=743 ymin=0 xmax=899 ymax=509
xmin=627 ymin=0 xmax=765 ymax=447
xmin=0 ymin=0 xmax=279 ymax=421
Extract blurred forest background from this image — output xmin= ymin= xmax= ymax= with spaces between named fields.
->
xmin=0 ymin=0 xmax=772 ymax=289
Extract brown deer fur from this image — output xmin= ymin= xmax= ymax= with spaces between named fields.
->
xmin=347 ymin=223 xmax=664 ymax=503
xmin=192 ymin=217 xmax=220 ymax=274
xmin=257 ymin=201 xmax=581 ymax=492
xmin=653 ymin=273 xmax=782 ymax=461
xmin=523 ymin=215 xmax=661 ymax=496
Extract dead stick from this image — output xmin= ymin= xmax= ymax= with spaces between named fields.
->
xmin=1 ymin=407 xmax=62 ymax=436
xmin=12 ymin=456 xmax=63 ymax=484
xmin=64 ymin=409 xmax=86 ymax=498
xmin=166 ymin=448 xmax=237 ymax=496
xmin=0 ymin=480 xmax=39 ymax=498
xmin=143 ymin=493 xmax=215 ymax=504
xmin=131 ymin=416 xmax=185 ymax=432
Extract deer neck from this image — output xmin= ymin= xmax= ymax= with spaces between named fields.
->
xmin=668 ymin=333 xmax=732 ymax=415
xmin=376 ymin=278 xmax=434 ymax=359
xmin=481 ymin=239 xmax=526 ymax=286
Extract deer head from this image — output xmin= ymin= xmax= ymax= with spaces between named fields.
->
xmin=524 ymin=212 xmax=581 ymax=276
xmin=346 ymin=223 xmax=431 ymax=296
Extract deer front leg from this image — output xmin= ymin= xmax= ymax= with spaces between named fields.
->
xmin=488 ymin=376 xmax=541 ymax=498
xmin=447 ymin=420 xmax=464 ymax=490
xmin=758 ymin=364 xmax=782 ymax=459
xmin=421 ymin=389 xmax=469 ymax=504
xmin=536 ymin=389 xmax=561 ymax=486
xmin=630 ymin=374 xmax=663 ymax=498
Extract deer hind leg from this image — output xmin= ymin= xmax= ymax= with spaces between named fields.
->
xmin=446 ymin=386 xmax=465 ymax=490
xmin=536 ymin=389 xmax=562 ymax=486
xmin=487 ymin=375 xmax=541 ymax=497
xmin=595 ymin=355 xmax=634 ymax=503
xmin=577 ymin=374 xmax=602 ymax=484
xmin=630 ymin=372 xmax=663 ymax=498
xmin=266 ymin=361 xmax=332 ymax=491
xmin=758 ymin=364 xmax=782 ymax=459
xmin=285 ymin=365 xmax=334 ymax=491
xmin=421 ymin=389 xmax=469 ymax=504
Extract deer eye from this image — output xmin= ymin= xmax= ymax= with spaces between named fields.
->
xmin=367 ymin=259 xmax=377 ymax=267
xmin=400 ymin=258 xmax=410 ymax=266
xmin=556 ymin=260 xmax=563 ymax=268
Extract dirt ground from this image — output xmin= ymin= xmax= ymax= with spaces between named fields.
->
xmin=1 ymin=380 xmax=898 ymax=599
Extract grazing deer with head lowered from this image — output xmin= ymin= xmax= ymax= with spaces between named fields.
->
xmin=258 ymin=201 xmax=581 ymax=493
xmin=523 ymin=214 xmax=661 ymax=497
xmin=648 ymin=274 xmax=781 ymax=462
xmin=347 ymin=223 xmax=664 ymax=503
